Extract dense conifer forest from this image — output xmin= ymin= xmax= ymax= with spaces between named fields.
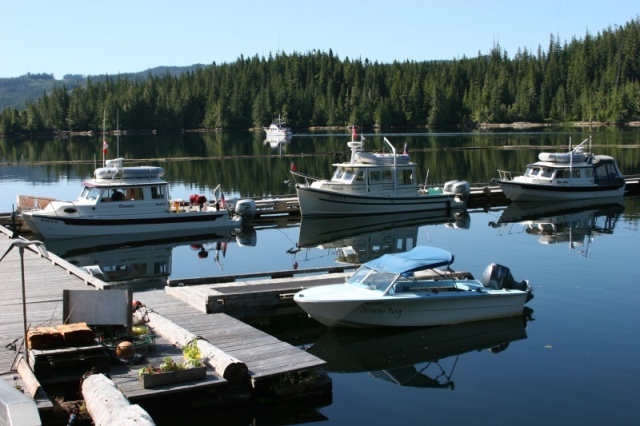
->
xmin=1 ymin=18 xmax=639 ymax=135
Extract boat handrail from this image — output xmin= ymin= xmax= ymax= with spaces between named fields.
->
xmin=383 ymin=137 xmax=398 ymax=195
xmin=497 ymin=170 xmax=522 ymax=181
xmin=43 ymin=200 xmax=83 ymax=217
xmin=290 ymin=170 xmax=324 ymax=186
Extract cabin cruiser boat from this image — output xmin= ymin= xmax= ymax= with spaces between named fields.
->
xmin=292 ymin=135 xmax=470 ymax=217
xmin=492 ymin=138 xmax=625 ymax=201
xmin=293 ymin=245 xmax=533 ymax=328
xmin=263 ymin=114 xmax=292 ymax=139
xmin=19 ymin=158 xmax=256 ymax=239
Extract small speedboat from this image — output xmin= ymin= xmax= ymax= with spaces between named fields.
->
xmin=293 ymin=246 xmax=533 ymax=328
xmin=292 ymin=134 xmax=470 ymax=217
xmin=492 ymin=137 xmax=626 ymax=201
xmin=19 ymin=158 xmax=256 ymax=239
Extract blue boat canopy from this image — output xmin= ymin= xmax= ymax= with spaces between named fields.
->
xmin=364 ymin=246 xmax=454 ymax=275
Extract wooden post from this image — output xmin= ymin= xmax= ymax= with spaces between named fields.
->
xmin=134 ymin=307 xmax=248 ymax=384
xmin=16 ymin=356 xmax=41 ymax=398
xmin=82 ymin=373 xmax=155 ymax=426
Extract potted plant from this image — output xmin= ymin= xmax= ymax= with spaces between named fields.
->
xmin=138 ymin=338 xmax=206 ymax=388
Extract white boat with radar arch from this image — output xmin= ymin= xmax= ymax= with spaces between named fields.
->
xmin=492 ymin=137 xmax=626 ymax=201
xmin=18 ymin=157 xmax=256 ymax=240
xmin=292 ymin=131 xmax=470 ymax=217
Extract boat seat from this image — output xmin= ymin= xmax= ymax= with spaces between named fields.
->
xmin=395 ymin=284 xmax=411 ymax=293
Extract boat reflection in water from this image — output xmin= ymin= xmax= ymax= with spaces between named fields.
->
xmin=297 ymin=210 xmax=470 ymax=264
xmin=43 ymin=227 xmax=257 ymax=289
xmin=490 ymin=198 xmax=624 ymax=255
xmin=307 ymin=310 xmax=532 ymax=389
xmin=264 ymin=135 xmax=291 ymax=151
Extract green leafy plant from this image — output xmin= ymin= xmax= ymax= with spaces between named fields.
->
xmin=182 ymin=338 xmax=203 ymax=368
xmin=139 ymin=339 xmax=203 ymax=377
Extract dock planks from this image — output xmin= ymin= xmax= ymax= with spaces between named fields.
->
xmin=134 ymin=289 xmax=325 ymax=385
xmin=0 ymin=229 xmax=327 ymax=414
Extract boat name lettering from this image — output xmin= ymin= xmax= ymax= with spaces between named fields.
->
xmin=118 ymin=204 xmax=135 ymax=208
xmin=360 ymin=303 xmax=403 ymax=318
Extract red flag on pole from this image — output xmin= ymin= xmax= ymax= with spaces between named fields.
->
xmin=103 ymin=139 xmax=108 ymax=154
xmin=290 ymin=161 xmax=297 ymax=172
xmin=352 ymin=126 xmax=357 ymax=139
xmin=220 ymin=191 xmax=227 ymax=210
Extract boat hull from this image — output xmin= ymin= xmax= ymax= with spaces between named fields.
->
xmin=295 ymin=185 xmax=464 ymax=217
xmin=22 ymin=210 xmax=240 ymax=239
xmin=494 ymin=179 xmax=625 ymax=201
xmin=294 ymin=288 xmax=529 ymax=328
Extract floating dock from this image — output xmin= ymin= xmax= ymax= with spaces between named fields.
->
xmin=0 ymin=227 xmax=330 ymax=425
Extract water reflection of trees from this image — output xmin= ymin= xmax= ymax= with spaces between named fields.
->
xmin=1 ymin=129 xmax=639 ymax=197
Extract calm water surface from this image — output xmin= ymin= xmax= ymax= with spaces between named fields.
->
xmin=1 ymin=129 xmax=639 ymax=425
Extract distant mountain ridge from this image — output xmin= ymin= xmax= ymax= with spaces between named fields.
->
xmin=0 ymin=65 xmax=206 ymax=110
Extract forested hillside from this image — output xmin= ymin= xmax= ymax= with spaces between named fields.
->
xmin=1 ymin=18 xmax=639 ymax=135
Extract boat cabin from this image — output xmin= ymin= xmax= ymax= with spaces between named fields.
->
xmin=79 ymin=184 xmax=168 ymax=204
xmin=522 ymin=155 xmax=624 ymax=186
xmin=322 ymin=159 xmax=419 ymax=197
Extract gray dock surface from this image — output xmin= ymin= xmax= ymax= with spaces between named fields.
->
xmin=0 ymin=229 xmax=326 ymax=419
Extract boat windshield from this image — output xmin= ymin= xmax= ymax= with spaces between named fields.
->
xmin=346 ymin=266 xmax=397 ymax=293
xmin=80 ymin=187 xmax=102 ymax=201
xmin=524 ymin=166 xmax=541 ymax=177
xmin=332 ymin=167 xmax=356 ymax=183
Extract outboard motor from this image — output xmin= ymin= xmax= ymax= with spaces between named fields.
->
xmin=234 ymin=199 xmax=257 ymax=221
xmin=444 ymin=180 xmax=471 ymax=202
xmin=482 ymin=263 xmax=530 ymax=292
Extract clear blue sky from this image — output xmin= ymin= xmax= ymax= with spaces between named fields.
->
xmin=1 ymin=0 xmax=637 ymax=79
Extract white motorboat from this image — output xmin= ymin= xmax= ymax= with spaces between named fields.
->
xmin=19 ymin=158 xmax=257 ymax=240
xmin=263 ymin=114 xmax=292 ymax=139
xmin=292 ymin=135 xmax=470 ymax=217
xmin=492 ymin=137 xmax=626 ymax=201
xmin=293 ymin=246 xmax=533 ymax=328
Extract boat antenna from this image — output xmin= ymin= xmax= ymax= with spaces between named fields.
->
xmin=102 ymin=109 xmax=106 ymax=167
xmin=116 ymin=108 xmax=120 ymax=158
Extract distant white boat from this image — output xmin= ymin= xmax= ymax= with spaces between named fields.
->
xmin=492 ymin=137 xmax=626 ymax=201
xmin=19 ymin=158 xmax=256 ymax=239
xmin=292 ymin=134 xmax=470 ymax=217
xmin=294 ymin=246 xmax=533 ymax=328
xmin=263 ymin=114 xmax=292 ymax=139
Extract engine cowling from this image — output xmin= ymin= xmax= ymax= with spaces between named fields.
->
xmin=481 ymin=263 xmax=527 ymax=291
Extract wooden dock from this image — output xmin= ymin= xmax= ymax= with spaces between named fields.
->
xmin=166 ymin=268 xmax=353 ymax=317
xmin=0 ymin=227 xmax=329 ymax=423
